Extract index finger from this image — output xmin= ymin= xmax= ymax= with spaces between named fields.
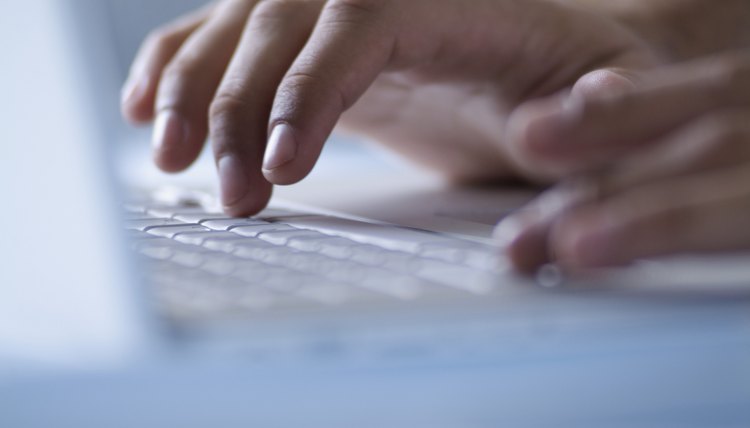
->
xmin=508 ymin=56 xmax=750 ymax=177
xmin=261 ymin=0 xmax=398 ymax=185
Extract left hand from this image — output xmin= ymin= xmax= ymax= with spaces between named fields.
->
xmin=121 ymin=0 xmax=660 ymax=216
xmin=497 ymin=52 xmax=750 ymax=272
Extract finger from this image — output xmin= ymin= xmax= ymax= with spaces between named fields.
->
xmin=262 ymin=0 xmax=401 ymax=185
xmin=153 ymin=0 xmax=256 ymax=173
xmin=506 ymin=68 xmax=638 ymax=180
xmin=550 ymin=166 xmax=750 ymax=269
xmin=210 ymin=0 xmax=324 ymax=215
xmin=495 ymin=180 xmax=601 ymax=272
xmin=598 ymin=111 xmax=750 ymax=196
xmin=495 ymin=212 xmax=554 ymax=274
xmin=499 ymin=110 xmax=750 ymax=273
xmin=510 ymin=56 xmax=750 ymax=176
xmin=121 ymin=3 xmax=215 ymax=124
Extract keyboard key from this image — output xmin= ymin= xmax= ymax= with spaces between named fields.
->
xmin=231 ymin=224 xmax=297 ymax=238
xmin=257 ymin=229 xmax=329 ymax=246
xmin=307 ymin=237 xmax=358 ymax=259
xmin=201 ymin=218 xmax=269 ymax=231
xmin=354 ymin=267 xmax=423 ymax=299
xmin=220 ymin=282 xmax=277 ymax=311
xmin=125 ymin=218 xmax=185 ymax=231
xmin=413 ymin=259 xmax=497 ymax=294
xmin=379 ymin=253 xmax=423 ymax=273
xmin=229 ymin=262 xmax=272 ymax=285
xmin=256 ymin=207 xmax=306 ymax=220
xmin=174 ymin=231 xmax=239 ymax=246
xmin=126 ymin=229 xmax=162 ymax=242
xmin=171 ymin=248 xmax=211 ymax=268
xmin=129 ymin=192 xmax=517 ymax=320
xmin=199 ymin=253 xmax=238 ymax=276
xmin=157 ymin=269 xmax=314 ymax=314
xmin=132 ymin=238 xmax=186 ymax=252
xmin=282 ymin=216 xmax=457 ymax=252
xmin=419 ymin=241 xmax=500 ymax=271
xmin=147 ymin=224 xmax=211 ymax=238
xmin=253 ymin=269 xmax=308 ymax=293
xmin=274 ymin=253 xmax=338 ymax=275
xmin=347 ymin=244 xmax=391 ymax=266
xmin=284 ymin=236 xmax=330 ymax=252
xmin=202 ymin=237 xmax=255 ymax=253
xmin=462 ymin=250 xmax=502 ymax=271
xmin=233 ymin=243 xmax=289 ymax=261
xmin=173 ymin=212 xmax=232 ymax=224
xmin=313 ymin=258 xmax=368 ymax=283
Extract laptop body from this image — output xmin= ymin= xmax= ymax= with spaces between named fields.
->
xmin=2 ymin=1 xmax=750 ymax=427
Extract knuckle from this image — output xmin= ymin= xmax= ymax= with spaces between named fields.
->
xmin=160 ymin=53 xmax=203 ymax=88
xmin=325 ymin=0 xmax=387 ymax=20
xmin=154 ymin=60 xmax=201 ymax=111
xmin=209 ymin=91 xmax=251 ymax=125
xmin=278 ymin=71 xmax=350 ymax=112
xmin=208 ymin=92 xmax=256 ymax=156
xmin=143 ymin=26 xmax=181 ymax=54
xmin=252 ymin=0 xmax=308 ymax=23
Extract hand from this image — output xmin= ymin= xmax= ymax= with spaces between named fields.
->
xmin=498 ymin=52 xmax=750 ymax=272
xmin=121 ymin=0 xmax=659 ymax=216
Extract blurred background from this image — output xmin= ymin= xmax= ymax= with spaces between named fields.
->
xmin=73 ymin=0 xmax=207 ymax=146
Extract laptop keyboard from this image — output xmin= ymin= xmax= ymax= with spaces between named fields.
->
xmin=125 ymin=193 xmax=508 ymax=320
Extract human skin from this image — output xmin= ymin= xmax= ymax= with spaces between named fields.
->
xmin=497 ymin=0 xmax=750 ymax=272
xmin=122 ymin=0 xmax=750 ymax=274
xmin=498 ymin=52 xmax=750 ymax=272
xmin=581 ymin=0 xmax=750 ymax=61
xmin=120 ymin=0 xmax=660 ymax=216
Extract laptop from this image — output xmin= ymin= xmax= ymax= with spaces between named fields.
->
xmin=3 ymin=1 xmax=750 ymax=426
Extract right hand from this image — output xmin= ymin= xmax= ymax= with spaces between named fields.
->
xmin=498 ymin=52 xmax=750 ymax=272
xmin=121 ymin=0 xmax=659 ymax=216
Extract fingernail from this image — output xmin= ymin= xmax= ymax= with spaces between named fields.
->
xmin=121 ymin=75 xmax=148 ymax=106
xmin=263 ymin=123 xmax=297 ymax=171
xmin=152 ymin=110 xmax=186 ymax=152
xmin=217 ymin=155 xmax=249 ymax=208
